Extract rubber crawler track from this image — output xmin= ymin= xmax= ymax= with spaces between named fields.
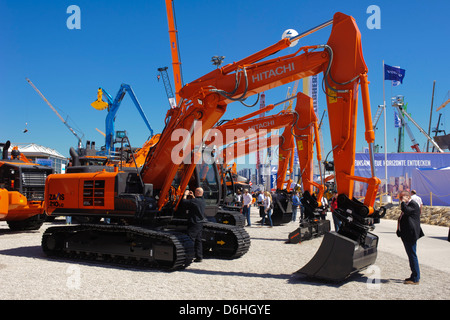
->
xmin=203 ymin=222 xmax=251 ymax=259
xmin=42 ymin=224 xmax=195 ymax=271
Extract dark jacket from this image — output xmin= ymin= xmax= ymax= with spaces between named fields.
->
xmin=399 ymin=200 xmax=424 ymax=242
xmin=182 ymin=197 xmax=207 ymax=226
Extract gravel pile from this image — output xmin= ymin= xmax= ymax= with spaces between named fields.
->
xmin=0 ymin=208 xmax=449 ymax=301
xmin=384 ymin=205 xmax=450 ymax=227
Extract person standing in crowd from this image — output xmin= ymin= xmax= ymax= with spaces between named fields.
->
xmin=299 ymin=193 xmax=304 ymax=220
xmin=292 ymin=191 xmax=300 ymax=222
xmin=397 ymin=190 xmax=424 ymax=285
xmin=257 ymin=191 xmax=265 ymax=219
xmin=330 ymin=192 xmax=341 ymax=232
xmin=410 ymin=190 xmax=423 ymax=213
xmin=320 ymin=195 xmax=328 ymax=220
xmin=242 ymin=189 xmax=253 ymax=227
xmin=182 ymin=188 xmax=207 ymax=262
xmin=235 ymin=189 xmax=242 ymax=206
xmin=261 ymin=191 xmax=273 ymax=227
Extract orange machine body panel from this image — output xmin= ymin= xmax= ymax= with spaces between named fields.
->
xmin=45 ymin=171 xmax=118 ymax=216
xmin=0 ymin=189 xmax=42 ymax=221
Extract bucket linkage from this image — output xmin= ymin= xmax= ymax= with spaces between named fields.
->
xmin=287 ymin=191 xmax=330 ymax=244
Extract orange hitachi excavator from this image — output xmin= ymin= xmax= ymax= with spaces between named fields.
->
xmin=42 ymin=12 xmax=383 ymax=279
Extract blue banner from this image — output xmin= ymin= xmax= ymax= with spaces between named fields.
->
xmin=354 ymin=153 xmax=450 ymax=205
xmin=384 ymin=64 xmax=406 ymax=84
xmin=270 ymin=166 xmax=277 ymax=191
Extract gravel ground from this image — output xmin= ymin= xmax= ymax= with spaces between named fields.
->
xmin=0 ymin=207 xmax=449 ymax=302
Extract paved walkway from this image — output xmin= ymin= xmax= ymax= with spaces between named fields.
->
xmin=368 ymin=215 xmax=450 ymax=273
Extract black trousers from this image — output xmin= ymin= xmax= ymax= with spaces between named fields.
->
xmin=188 ymin=223 xmax=203 ymax=259
xmin=259 ymin=206 xmax=265 ymax=217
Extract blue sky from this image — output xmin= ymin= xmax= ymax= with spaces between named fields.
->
xmin=1 ymin=0 xmax=449 ymax=163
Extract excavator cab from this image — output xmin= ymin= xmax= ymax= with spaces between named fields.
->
xmin=172 ymin=150 xmax=246 ymax=227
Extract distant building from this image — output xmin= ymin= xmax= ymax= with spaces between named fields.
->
xmin=8 ymin=143 xmax=68 ymax=173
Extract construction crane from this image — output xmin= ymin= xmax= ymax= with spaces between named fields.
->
xmin=26 ymin=78 xmax=84 ymax=148
xmin=436 ymin=91 xmax=450 ymax=111
xmin=157 ymin=67 xmax=177 ymax=108
xmin=392 ymin=96 xmax=420 ymax=152
xmin=372 ymin=105 xmax=384 ymax=130
xmin=156 ymin=1 xmax=185 ymax=109
xmin=392 ymin=96 xmax=444 ymax=153
xmin=164 ymin=0 xmax=183 ymax=104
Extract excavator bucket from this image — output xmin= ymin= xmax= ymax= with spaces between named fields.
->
xmin=296 ymin=231 xmax=378 ymax=282
xmin=271 ymin=191 xmax=293 ymax=226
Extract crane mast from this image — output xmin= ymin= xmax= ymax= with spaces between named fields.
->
xmin=164 ymin=0 xmax=183 ymax=104
xmin=158 ymin=67 xmax=177 ymax=108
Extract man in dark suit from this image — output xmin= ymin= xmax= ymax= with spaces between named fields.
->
xmin=398 ymin=190 xmax=424 ymax=285
xmin=182 ymin=187 xmax=207 ymax=262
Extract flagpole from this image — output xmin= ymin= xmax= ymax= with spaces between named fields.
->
xmin=383 ymin=60 xmax=388 ymax=199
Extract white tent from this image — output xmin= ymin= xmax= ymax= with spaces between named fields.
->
xmin=11 ymin=143 xmax=65 ymax=159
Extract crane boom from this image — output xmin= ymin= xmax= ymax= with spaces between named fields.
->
xmin=26 ymin=77 xmax=83 ymax=148
xmin=395 ymin=104 xmax=444 ymax=152
xmin=158 ymin=67 xmax=177 ymax=108
xmin=164 ymin=0 xmax=183 ymax=104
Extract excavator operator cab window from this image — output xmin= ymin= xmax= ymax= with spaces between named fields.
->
xmin=197 ymin=163 xmax=219 ymax=206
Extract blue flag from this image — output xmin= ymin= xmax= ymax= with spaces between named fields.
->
xmin=384 ymin=64 xmax=406 ymax=84
xmin=394 ymin=110 xmax=401 ymax=128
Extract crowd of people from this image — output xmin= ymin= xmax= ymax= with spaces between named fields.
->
xmin=235 ymin=189 xmax=333 ymax=228
xmin=236 ymin=189 xmax=275 ymax=227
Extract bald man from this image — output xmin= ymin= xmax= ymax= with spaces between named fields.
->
xmin=182 ymin=187 xmax=207 ymax=262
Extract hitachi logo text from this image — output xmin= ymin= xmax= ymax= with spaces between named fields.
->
xmin=248 ymin=120 xmax=275 ymax=130
xmin=252 ymin=63 xmax=295 ymax=83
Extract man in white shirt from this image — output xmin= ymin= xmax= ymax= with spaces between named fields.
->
xmin=411 ymin=190 xmax=423 ymax=213
xmin=242 ymin=189 xmax=253 ymax=226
